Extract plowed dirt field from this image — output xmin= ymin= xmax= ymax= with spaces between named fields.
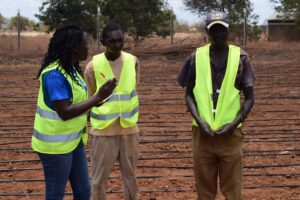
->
xmin=0 ymin=39 xmax=299 ymax=199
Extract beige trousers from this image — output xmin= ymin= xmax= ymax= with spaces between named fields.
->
xmin=90 ymin=133 xmax=139 ymax=200
xmin=192 ymin=126 xmax=243 ymax=200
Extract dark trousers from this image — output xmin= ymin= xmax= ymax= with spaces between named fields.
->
xmin=192 ymin=126 xmax=243 ymax=200
xmin=38 ymin=141 xmax=90 ymax=200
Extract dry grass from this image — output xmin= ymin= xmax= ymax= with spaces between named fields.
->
xmin=0 ymin=33 xmax=50 ymax=56
xmin=1 ymin=31 xmax=300 ymax=65
xmin=0 ymin=31 xmax=205 ymax=55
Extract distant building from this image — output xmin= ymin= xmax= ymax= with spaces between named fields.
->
xmin=267 ymin=17 xmax=300 ymax=41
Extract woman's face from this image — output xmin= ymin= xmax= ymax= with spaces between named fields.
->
xmin=73 ymin=32 xmax=89 ymax=61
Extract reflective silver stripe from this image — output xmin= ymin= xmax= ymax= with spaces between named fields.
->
xmin=90 ymin=106 xmax=139 ymax=121
xmin=32 ymin=127 xmax=86 ymax=143
xmin=90 ymin=112 xmax=119 ymax=120
xmin=121 ymin=106 xmax=139 ymax=118
xmin=37 ymin=106 xmax=62 ymax=120
xmin=36 ymin=106 xmax=86 ymax=121
xmin=107 ymin=90 xmax=137 ymax=102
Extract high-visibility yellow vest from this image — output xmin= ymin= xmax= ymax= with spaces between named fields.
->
xmin=90 ymin=52 xmax=139 ymax=129
xmin=193 ymin=44 xmax=241 ymax=131
xmin=32 ymin=61 xmax=88 ymax=154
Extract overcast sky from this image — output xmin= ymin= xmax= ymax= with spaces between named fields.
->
xmin=0 ymin=0 xmax=275 ymax=25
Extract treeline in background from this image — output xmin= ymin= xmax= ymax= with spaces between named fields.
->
xmin=0 ymin=0 xmax=299 ymax=43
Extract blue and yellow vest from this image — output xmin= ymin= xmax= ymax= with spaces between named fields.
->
xmin=32 ymin=61 xmax=88 ymax=154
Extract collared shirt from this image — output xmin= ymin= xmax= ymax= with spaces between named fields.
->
xmin=177 ymin=47 xmax=255 ymax=108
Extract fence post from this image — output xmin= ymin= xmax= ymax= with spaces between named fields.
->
xmin=243 ymin=8 xmax=247 ymax=47
xmin=17 ymin=9 xmax=20 ymax=51
xmin=96 ymin=6 xmax=101 ymax=52
xmin=170 ymin=7 xmax=174 ymax=45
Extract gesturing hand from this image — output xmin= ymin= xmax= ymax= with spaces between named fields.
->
xmin=96 ymin=78 xmax=117 ymax=103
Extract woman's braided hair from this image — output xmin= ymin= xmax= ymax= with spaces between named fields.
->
xmin=37 ymin=25 xmax=84 ymax=86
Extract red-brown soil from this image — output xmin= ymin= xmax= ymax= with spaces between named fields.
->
xmin=0 ymin=37 xmax=299 ymax=199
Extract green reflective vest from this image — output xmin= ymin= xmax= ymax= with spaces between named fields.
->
xmin=193 ymin=44 xmax=241 ymax=131
xmin=32 ymin=61 xmax=88 ymax=154
xmin=90 ymin=52 xmax=139 ymax=129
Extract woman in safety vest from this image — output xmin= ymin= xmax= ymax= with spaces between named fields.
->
xmin=32 ymin=25 xmax=117 ymax=200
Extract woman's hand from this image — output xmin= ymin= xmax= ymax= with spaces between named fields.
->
xmin=53 ymin=78 xmax=117 ymax=120
xmin=95 ymin=77 xmax=118 ymax=104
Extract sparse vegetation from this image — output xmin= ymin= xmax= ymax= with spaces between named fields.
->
xmin=0 ymin=33 xmax=299 ymax=200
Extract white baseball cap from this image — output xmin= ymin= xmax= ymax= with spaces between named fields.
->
xmin=206 ymin=11 xmax=229 ymax=30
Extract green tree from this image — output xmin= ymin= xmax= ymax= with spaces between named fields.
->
xmin=247 ymin=15 xmax=262 ymax=41
xmin=271 ymin=0 xmax=300 ymax=30
xmin=183 ymin=0 xmax=259 ymax=41
xmin=8 ymin=15 xmax=36 ymax=31
xmin=100 ymin=0 xmax=173 ymax=42
xmin=156 ymin=9 xmax=175 ymax=38
xmin=36 ymin=0 xmax=100 ymax=37
xmin=36 ymin=0 xmax=172 ymax=41
xmin=34 ymin=22 xmax=49 ymax=32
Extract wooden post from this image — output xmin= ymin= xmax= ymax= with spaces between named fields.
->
xmin=243 ymin=8 xmax=247 ymax=47
xmin=170 ymin=8 xmax=174 ymax=45
xmin=96 ymin=6 xmax=101 ymax=51
xmin=17 ymin=9 xmax=20 ymax=51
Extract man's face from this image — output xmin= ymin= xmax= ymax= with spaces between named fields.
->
xmin=103 ymin=30 xmax=124 ymax=54
xmin=208 ymin=24 xmax=229 ymax=46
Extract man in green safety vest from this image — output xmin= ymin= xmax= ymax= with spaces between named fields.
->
xmin=84 ymin=23 xmax=140 ymax=200
xmin=177 ymin=11 xmax=255 ymax=199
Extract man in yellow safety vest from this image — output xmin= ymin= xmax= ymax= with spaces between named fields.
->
xmin=84 ymin=23 xmax=140 ymax=200
xmin=177 ymin=11 xmax=255 ymax=200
